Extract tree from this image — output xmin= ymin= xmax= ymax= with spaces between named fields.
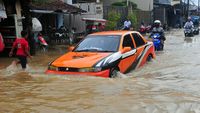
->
xmin=105 ymin=10 xmax=121 ymax=30
xmin=127 ymin=11 xmax=137 ymax=29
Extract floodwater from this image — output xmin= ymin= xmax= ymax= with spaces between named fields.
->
xmin=1 ymin=29 xmax=200 ymax=113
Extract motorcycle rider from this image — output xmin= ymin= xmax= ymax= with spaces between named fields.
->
xmin=139 ymin=21 xmax=146 ymax=34
xmin=151 ymin=20 xmax=166 ymax=50
xmin=184 ymin=17 xmax=194 ymax=29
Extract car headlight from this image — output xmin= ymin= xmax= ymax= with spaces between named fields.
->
xmin=78 ymin=67 xmax=102 ymax=72
xmin=48 ymin=65 xmax=58 ymax=71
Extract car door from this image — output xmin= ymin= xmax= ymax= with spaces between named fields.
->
xmin=118 ymin=33 xmax=137 ymax=73
xmin=131 ymin=33 xmax=147 ymax=68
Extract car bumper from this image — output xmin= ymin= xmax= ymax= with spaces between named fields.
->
xmin=45 ymin=69 xmax=110 ymax=78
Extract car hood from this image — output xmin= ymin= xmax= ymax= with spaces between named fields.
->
xmin=52 ymin=52 xmax=112 ymax=68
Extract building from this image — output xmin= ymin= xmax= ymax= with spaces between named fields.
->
xmin=102 ymin=0 xmax=153 ymax=11
xmin=64 ymin=0 xmax=103 ymax=33
xmin=153 ymin=0 xmax=172 ymax=26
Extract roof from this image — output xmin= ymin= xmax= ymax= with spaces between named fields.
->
xmin=90 ymin=30 xmax=140 ymax=36
xmin=30 ymin=0 xmax=86 ymax=14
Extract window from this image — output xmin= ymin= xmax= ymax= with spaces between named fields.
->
xmin=122 ymin=34 xmax=135 ymax=49
xmin=74 ymin=35 xmax=121 ymax=52
xmin=132 ymin=33 xmax=145 ymax=47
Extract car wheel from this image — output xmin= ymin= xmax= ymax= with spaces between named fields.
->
xmin=146 ymin=54 xmax=152 ymax=62
xmin=109 ymin=67 xmax=119 ymax=78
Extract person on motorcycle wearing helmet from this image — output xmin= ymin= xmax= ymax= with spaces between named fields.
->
xmin=151 ymin=20 xmax=166 ymax=50
xmin=184 ymin=17 xmax=194 ymax=29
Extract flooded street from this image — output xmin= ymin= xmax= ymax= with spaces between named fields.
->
xmin=1 ymin=29 xmax=200 ymax=113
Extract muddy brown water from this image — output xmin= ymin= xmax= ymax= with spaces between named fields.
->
xmin=1 ymin=29 xmax=200 ymax=113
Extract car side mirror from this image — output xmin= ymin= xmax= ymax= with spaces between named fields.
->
xmin=68 ymin=46 xmax=75 ymax=51
xmin=121 ymin=47 xmax=131 ymax=54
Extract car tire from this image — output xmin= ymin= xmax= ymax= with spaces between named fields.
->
xmin=109 ymin=67 xmax=119 ymax=78
xmin=146 ymin=54 xmax=152 ymax=62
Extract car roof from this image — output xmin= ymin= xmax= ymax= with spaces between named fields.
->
xmin=90 ymin=30 xmax=140 ymax=36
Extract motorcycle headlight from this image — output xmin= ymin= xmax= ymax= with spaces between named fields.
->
xmin=78 ymin=67 xmax=102 ymax=72
xmin=48 ymin=65 xmax=58 ymax=71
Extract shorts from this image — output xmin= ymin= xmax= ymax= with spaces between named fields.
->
xmin=17 ymin=55 xmax=27 ymax=69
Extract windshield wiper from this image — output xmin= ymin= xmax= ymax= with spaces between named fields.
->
xmin=98 ymin=50 xmax=114 ymax=52
xmin=75 ymin=49 xmax=100 ymax=52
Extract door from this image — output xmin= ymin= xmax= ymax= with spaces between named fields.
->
xmin=118 ymin=34 xmax=137 ymax=73
xmin=131 ymin=33 xmax=147 ymax=68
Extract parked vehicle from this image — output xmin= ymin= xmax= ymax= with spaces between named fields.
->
xmin=82 ymin=18 xmax=107 ymax=34
xmin=184 ymin=26 xmax=194 ymax=37
xmin=38 ymin=33 xmax=48 ymax=52
xmin=46 ymin=31 xmax=156 ymax=78
xmin=150 ymin=33 xmax=163 ymax=51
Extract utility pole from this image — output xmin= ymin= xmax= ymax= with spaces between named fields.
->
xmin=187 ymin=0 xmax=189 ymax=17
xmin=126 ymin=0 xmax=129 ymax=6
xmin=198 ymin=0 xmax=199 ymax=15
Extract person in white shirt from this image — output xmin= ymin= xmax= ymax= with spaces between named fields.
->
xmin=184 ymin=17 xmax=194 ymax=29
xmin=123 ymin=19 xmax=132 ymax=30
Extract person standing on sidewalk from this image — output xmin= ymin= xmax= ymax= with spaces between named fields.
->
xmin=9 ymin=30 xmax=32 ymax=70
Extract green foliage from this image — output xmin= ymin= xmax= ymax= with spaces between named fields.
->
xmin=127 ymin=12 xmax=137 ymax=28
xmin=105 ymin=11 xmax=121 ymax=30
xmin=112 ymin=2 xmax=126 ymax=7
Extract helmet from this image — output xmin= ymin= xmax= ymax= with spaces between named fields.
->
xmin=154 ymin=20 xmax=161 ymax=27
xmin=188 ymin=16 xmax=191 ymax=21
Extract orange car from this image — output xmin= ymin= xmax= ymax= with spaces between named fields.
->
xmin=46 ymin=31 xmax=156 ymax=78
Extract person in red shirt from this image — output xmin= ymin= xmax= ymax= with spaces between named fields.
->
xmin=9 ymin=30 xmax=32 ymax=70
xmin=0 ymin=33 xmax=4 ymax=52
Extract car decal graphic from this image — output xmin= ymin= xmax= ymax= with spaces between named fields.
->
xmin=95 ymin=52 xmax=122 ymax=67
xmin=135 ymin=42 xmax=153 ymax=68
xmin=122 ymin=49 xmax=137 ymax=59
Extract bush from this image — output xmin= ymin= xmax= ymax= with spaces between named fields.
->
xmin=127 ymin=12 xmax=138 ymax=29
xmin=105 ymin=11 xmax=121 ymax=30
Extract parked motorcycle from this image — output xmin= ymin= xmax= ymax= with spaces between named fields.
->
xmin=54 ymin=26 xmax=70 ymax=44
xmin=150 ymin=33 xmax=163 ymax=51
xmin=38 ymin=33 xmax=48 ymax=52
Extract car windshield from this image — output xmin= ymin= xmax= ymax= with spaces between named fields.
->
xmin=74 ymin=35 xmax=121 ymax=52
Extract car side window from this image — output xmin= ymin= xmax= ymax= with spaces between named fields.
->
xmin=122 ymin=34 xmax=135 ymax=49
xmin=132 ymin=33 xmax=145 ymax=47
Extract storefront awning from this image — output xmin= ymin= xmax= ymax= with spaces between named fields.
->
xmin=30 ymin=9 xmax=54 ymax=14
xmin=0 ymin=0 xmax=7 ymax=18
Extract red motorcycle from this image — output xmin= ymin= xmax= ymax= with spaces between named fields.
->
xmin=146 ymin=24 xmax=152 ymax=33
xmin=38 ymin=33 xmax=48 ymax=52
xmin=139 ymin=25 xmax=147 ymax=34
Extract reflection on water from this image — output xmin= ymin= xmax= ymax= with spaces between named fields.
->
xmin=1 ymin=29 xmax=200 ymax=113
